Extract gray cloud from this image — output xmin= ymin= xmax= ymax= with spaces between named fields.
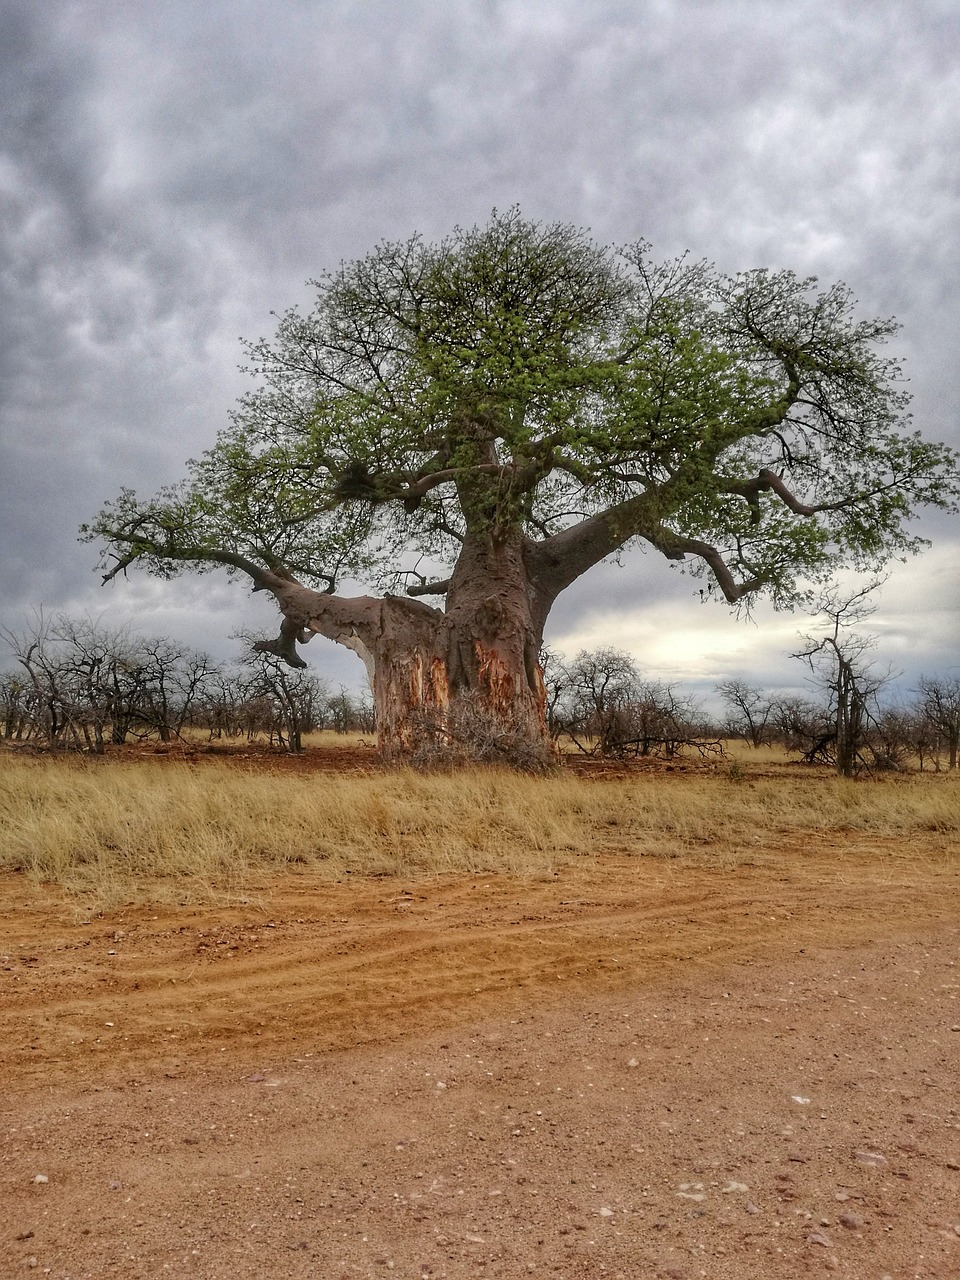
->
xmin=1 ymin=0 xmax=957 ymax=685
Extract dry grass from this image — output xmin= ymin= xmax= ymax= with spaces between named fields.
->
xmin=172 ymin=727 xmax=377 ymax=751
xmin=1 ymin=750 xmax=957 ymax=908
xmin=720 ymin=740 xmax=802 ymax=765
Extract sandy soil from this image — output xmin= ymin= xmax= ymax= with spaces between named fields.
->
xmin=2 ymin=792 xmax=959 ymax=1279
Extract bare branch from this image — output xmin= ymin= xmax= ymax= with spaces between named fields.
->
xmin=253 ymin=617 xmax=310 ymax=669
xmin=644 ymin=531 xmax=767 ymax=603
xmin=406 ymin=577 xmax=451 ymax=597
xmin=101 ymin=536 xmax=284 ymax=592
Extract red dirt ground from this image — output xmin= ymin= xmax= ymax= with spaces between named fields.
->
xmin=2 ymin=749 xmax=959 ymax=1279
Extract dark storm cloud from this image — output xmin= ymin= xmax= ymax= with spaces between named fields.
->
xmin=1 ymin=0 xmax=957 ymax=678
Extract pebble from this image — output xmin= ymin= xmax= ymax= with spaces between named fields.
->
xmin=854 ymin=1149 xmax=886 ymax=1167
xmin=838 ymin=1212 xmax=864 ymax=1230
xmin=745 ymin=1201 xmax=760 ymax=1215
xmin=807 ymin=1230 xmax=833 ymax=1248
xmin=31 ymin=1175 xmax=48 ymax=1185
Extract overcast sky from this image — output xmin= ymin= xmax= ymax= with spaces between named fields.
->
xmin=2 ymin=0 xmax=958 ymax=703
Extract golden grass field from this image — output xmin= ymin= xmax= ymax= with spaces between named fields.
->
xmin=1 ymin=741 xmax=957 ymax=909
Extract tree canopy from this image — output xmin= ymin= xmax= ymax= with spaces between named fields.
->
xmin=85 ymin=210 xmax=959 ymax=764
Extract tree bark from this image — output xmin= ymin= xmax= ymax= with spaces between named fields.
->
xmin=264 ymin=533 xmax=553 ymax=769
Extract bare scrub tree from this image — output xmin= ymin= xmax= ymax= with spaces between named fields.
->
xmin=164 ymin=649 xmax=225 ymax=738
xmin=0 ymin=614 xmax=226 ymax=750
xmin=547 ymin=647 xmax=710 ymax=758
xmin=324 ymin=688 xmax=376 ymax=735
xmin=793 ymin=583 xmax=893 ymax=776
xmin=193 ymin=669 xmax=247 ymax=741
xmin=551 ymin=647 xmax=642 ymax=755
xmin=917 ymin=675 xmax=960 ymax=770
xmin=539 ymin=647 xmax=571 ymax=743
xmin=0 ymin=671 xmax=31 ymax=741
xmin=771 ymin=694 xmax=833 ymax=760
xmin=621 ymin=679 xmax=712 ymax=759
xmin=55 ymin=616 xmax=146 ymax=751
xmin=0 ymin=612 xmax=99 ymax=748
xmin=901 ymin=697 xmax=948 ymax=772
xmin=84 ymin=211 xmax=960 ymax=768
xmin=865 ymin=704 xmax=917 ymax=772
xmin=2 ymin=611 xmax=68 ymax=747
xmin=235 ymin=635 xmax=330 ymax=753
xmin=716 ymin=679 xmax=778 ymax=747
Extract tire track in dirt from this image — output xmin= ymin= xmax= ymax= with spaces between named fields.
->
xmin=3 ymin=838 xmax=959 ymax=1088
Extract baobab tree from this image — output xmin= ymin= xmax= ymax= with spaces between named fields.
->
xmin=85 ymin=211 xmax=959 ymax=767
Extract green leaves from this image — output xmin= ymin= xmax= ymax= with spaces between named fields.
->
xmin=88 ymin=210 xmax=960 ymax=608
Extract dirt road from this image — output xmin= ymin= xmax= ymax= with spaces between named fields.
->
xmin=2 ymin=840 xmax=959 ymax=1278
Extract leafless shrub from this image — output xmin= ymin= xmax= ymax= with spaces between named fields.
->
xmin=716 ymin=680 xmax=778 ymax=748
xmin=917 ymin=675 xmax=960 ymax=770
xmin=409 ymin=695 xmax=554 ymax=774
xmin=546 ymin=647 xmax=714 ymax=758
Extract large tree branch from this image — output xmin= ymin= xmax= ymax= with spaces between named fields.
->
xmin=525 ymin=487 xmax=768 ymax=621
xmin=253 ymin=617 xmax=313 ymax=668
xmin=523 ymin=350 xmax=833 ymax=617
xmin=722 ymin=467 xmax=920 ymax=520
xmin=524 ymin=492 xmax=662 ymax=617
xmin=101 ymin=541 xmax=285 ymax=591
xmin=645 ymin=532 xmax=766 ymax=603
xmin=333 ymin=460 xmax=508 ymax=507
xmin=96 ymin=525 xmax=422 ymax=669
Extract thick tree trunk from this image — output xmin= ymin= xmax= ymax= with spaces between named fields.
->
xmin=267 ymin=532 xmax=554 ymax=769
xmin=379 ymin=530 xmax=550 ymax=768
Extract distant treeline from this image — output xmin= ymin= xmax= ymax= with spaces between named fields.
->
xmin=544 ymin=647 xmax=959 ymax=775
xmin=2 ymin=616 xmax=958 ymax=774
xmin=0 ymin=614 xmax=374 ymax=754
